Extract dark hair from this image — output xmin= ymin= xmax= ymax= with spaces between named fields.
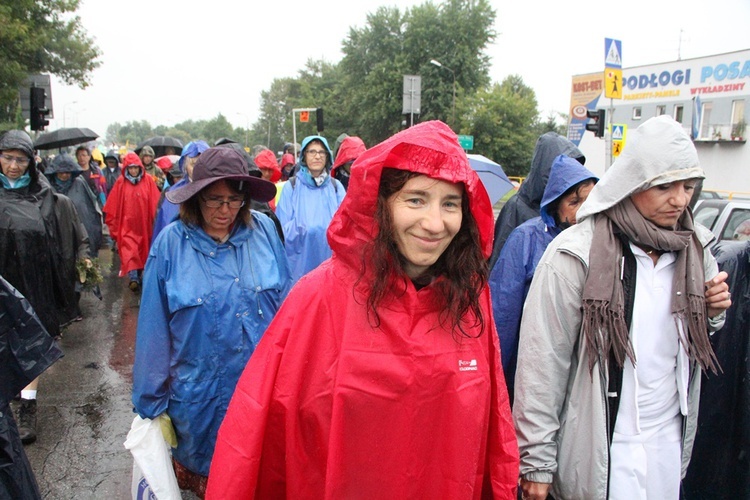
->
xmin=179 ymin=180 xmax=252 ymax=228
xmin=360 ymin=168 xmax=488 ymax=338
xmin=547 ymin=178 xmax=596 ymax=226
xmin=75 ymin=145 xmax=91 ymax=155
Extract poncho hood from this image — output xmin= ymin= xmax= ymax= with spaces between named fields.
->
xmin=300 ymin=135 xmax=333 ymax=170
xmin=178 ymin=140 xmax=209 ymax=173
xmin=332 ymin=136 xmax=366 ymax=169
xmin=0 ymin=130 xmax=38 ymax=184
xmin=327 ymin=120 xmax=494 ymax=265
xmin=46 ymin=153 xmax=83 ymax=175
xmin=517 ymin=132 xmax=585 ymax=208
xmin=539 ymin=155 xmax=598 ymax=228
xmin=254 ymin=149 xmax=282 ymax=183
xmin=577 ymin=115 xmax=704 ymax=221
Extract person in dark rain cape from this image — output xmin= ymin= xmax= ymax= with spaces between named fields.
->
xmin=0 ymin=275 xmax=62 ymax=499
xmin=683 ymin=240 xmax=750 ymax=499
xmin=206 ymin=120 xmax=519 ymax=499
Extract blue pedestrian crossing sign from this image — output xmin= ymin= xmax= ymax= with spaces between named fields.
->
xmin=605 ymin=38 xmax=622 ymax=69
xmin=611 ymin=124 xmax=626 ymax=141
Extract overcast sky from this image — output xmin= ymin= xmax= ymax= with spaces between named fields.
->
xmin=49 ymin=0 xmax=750 ymax=144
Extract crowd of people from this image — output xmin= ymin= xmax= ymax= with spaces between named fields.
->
xmin=2 ymin=116 xmax=744 ymax=499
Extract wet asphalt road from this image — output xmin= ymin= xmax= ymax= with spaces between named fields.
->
xmin=19 ymin=248 xmax=140 ymax=499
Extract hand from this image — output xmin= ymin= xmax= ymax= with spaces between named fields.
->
xmin=519 ymin=478 xmax=551 ymax=500
xmin=705 ymin=271 xmax=731 ymax=318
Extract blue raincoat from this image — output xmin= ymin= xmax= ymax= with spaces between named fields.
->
xmin=151 ymin=141 xmax=210 ymax=243
xmin=132 ymin=212 xmax=292 ymax=476
xmin=276 ymin=135 xmax=345 ymax=283
xmin=489 ymin=155 xmax=597 ymax=402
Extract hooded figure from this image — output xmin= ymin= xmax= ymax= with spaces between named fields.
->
xmin=254 ymin=149 xmax=282 ymax=210
xmin=132 ymin=147 xmax=291 ymax=496
xmin=102 ymin=150 xmax=121 ymax=195
xmin=331 ymin=135 xmax=366 ymax=190
xmin=103 ymin=152 xmax=161 ymax=282
xmin=276 ymin=135 xmax=346 ymax=284
xmin=139 ymin=145 xmax=165 ymax=190
xmin=207 ymin=121 xmax=519 ymax=499
xmin=683 ymin=240 xmax=750 ymax=498
xmin=279 ymin=152 xmax=295 ymax=181
xmin=151 ymin=140 xmax=210 ymax=243
xmin=0 ymin=275 xmax=62 ymax=499
xmin=488 ymin=132 xmax=584 ymax=268
xmin=47 ymin=154 xmax=103 ymax=257
xmin=513 ymin=116 xmax=730 ymax=499
xmin=0 ymin=130 xmax=85 ymax=336
xmin=489 ymin=155 xmax=598 ymax=403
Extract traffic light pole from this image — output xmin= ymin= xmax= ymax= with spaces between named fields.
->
xmin=606 ymin=98 xmax=614 ymax=170
xmin=291 ymin=107 xmax=320 ymax=159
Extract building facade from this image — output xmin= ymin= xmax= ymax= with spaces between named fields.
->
xmin=569 ymin=49 xmax=750 ymax=194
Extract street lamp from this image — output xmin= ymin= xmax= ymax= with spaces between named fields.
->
xmin=236 ymin=112 xmax=249 ymax=149
xmin=63 ymin=101 xmax=78 ymax=128
xmin=430 ymin=59 xmax=456 ymax=129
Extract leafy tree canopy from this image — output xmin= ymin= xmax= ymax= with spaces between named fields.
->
xmin=0 ymin=0 xmax=101 ymax=127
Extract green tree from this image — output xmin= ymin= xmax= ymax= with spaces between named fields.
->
xmin=0 ymin=0 xmax=101 ymax=128
xmin=460 ymin=75 xmax=539 ymax=176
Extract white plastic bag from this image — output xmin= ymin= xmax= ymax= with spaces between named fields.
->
xmin=124 ymin=415 xmax=181 ymax=500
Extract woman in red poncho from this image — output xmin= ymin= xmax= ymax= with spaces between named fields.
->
xmin=103 ymin=152 xmax=161 ymax=291
xmin=206 ymin=121 xmax=519 ymax=499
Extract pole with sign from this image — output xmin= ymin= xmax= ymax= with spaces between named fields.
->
xmin=604 ymin=38 xmax=622 ymax=169
xmin=292 ymin=107 xmax=319 ymax=158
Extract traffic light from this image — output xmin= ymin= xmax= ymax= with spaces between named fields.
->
xmin=585 ymin=109 xmax=606 ymax=138
xmin=316 ymin=107 xmax=324 ymax=132
xmin=30 ymin=87 xmax=50 ymax=131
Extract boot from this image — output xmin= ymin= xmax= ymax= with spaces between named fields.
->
xmin=16 ymin=398 xmax=37 ymax=444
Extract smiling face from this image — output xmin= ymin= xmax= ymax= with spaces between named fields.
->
xmin=387 ymin=174 xmax=463 ymax=279
xmin=198 ymin=180 xmax=244 ymax=240
xmin=56 ymin=172 xmax=72 ymax=182
xmin=303 ymin=140 xmax=328 ymax=177
xmin=630 ymin=179 xmax=697 ymax=228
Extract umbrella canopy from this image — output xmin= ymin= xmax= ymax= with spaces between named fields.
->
xmin=466 ymin=154 xmax=514 ymax=205
xmin=135 ymin=136 xmax=184 ymax=157
xmin=33 ymin=127 xmax=99 ymax=150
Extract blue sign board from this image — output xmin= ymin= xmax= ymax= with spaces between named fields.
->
xmin=605 ymin=38 xmax=622 ymax=69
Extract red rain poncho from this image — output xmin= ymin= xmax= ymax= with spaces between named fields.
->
xmin=103 ymin=153 xmax=161 ymax=276
xmin=206 ymin=121 xmax=519 ymax=499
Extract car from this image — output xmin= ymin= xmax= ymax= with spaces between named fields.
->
xmin=693 ymin=199 xmax=750 ymax=242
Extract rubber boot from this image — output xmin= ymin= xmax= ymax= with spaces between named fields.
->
xmin=16 ymin=398 xmax=37 ymax=444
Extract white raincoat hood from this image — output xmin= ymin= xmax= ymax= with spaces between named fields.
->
xmin=577 ymin=115 xmax=704 ymax=221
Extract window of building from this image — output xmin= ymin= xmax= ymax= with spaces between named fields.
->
xmin=731 ymin=99 xmax=746 ymax=139
xmin=656 ymin=105 xmax=666 ymax=116
xmin=674 ymin=105 xmax=684 ymax=124
xmin=632 ymin=107 xmax=642 ymax=120
xmin=700 ymin=102 xmax=714 ymax=139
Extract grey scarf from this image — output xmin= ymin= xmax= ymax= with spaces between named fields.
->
xmin=582 ymin=197 xmax=718 ymax=374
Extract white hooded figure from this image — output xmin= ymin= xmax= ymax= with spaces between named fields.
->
xmin=513 ymin=115 xmax=731 ymax=500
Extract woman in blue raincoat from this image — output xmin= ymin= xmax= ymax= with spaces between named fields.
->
xmin=131 ymin=147 xmax=292 ymax=497
xmin=489 ymin=155 xmax=597 ymax=403
xmin=276 ymin=135 xmax=346 ymax=283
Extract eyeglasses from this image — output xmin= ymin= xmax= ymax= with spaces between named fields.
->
xmin=0 ymin=153 xmax=30 ymax=167
xmin=305 ymin=149 xmax=327 ymax=158
xmin=201 ymin=196 xmax=246 ymax=209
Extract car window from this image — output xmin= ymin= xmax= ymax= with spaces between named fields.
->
xmin=722 ymin=208 xmax=750 ymax=240
xmin=694 ymin=206 xmax=720 ymax=231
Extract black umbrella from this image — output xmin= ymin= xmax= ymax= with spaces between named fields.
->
xmin=135 ymin=136 xmax=183 ymax=157
xmin=33 ymin=127 xmax=99 ymax=150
